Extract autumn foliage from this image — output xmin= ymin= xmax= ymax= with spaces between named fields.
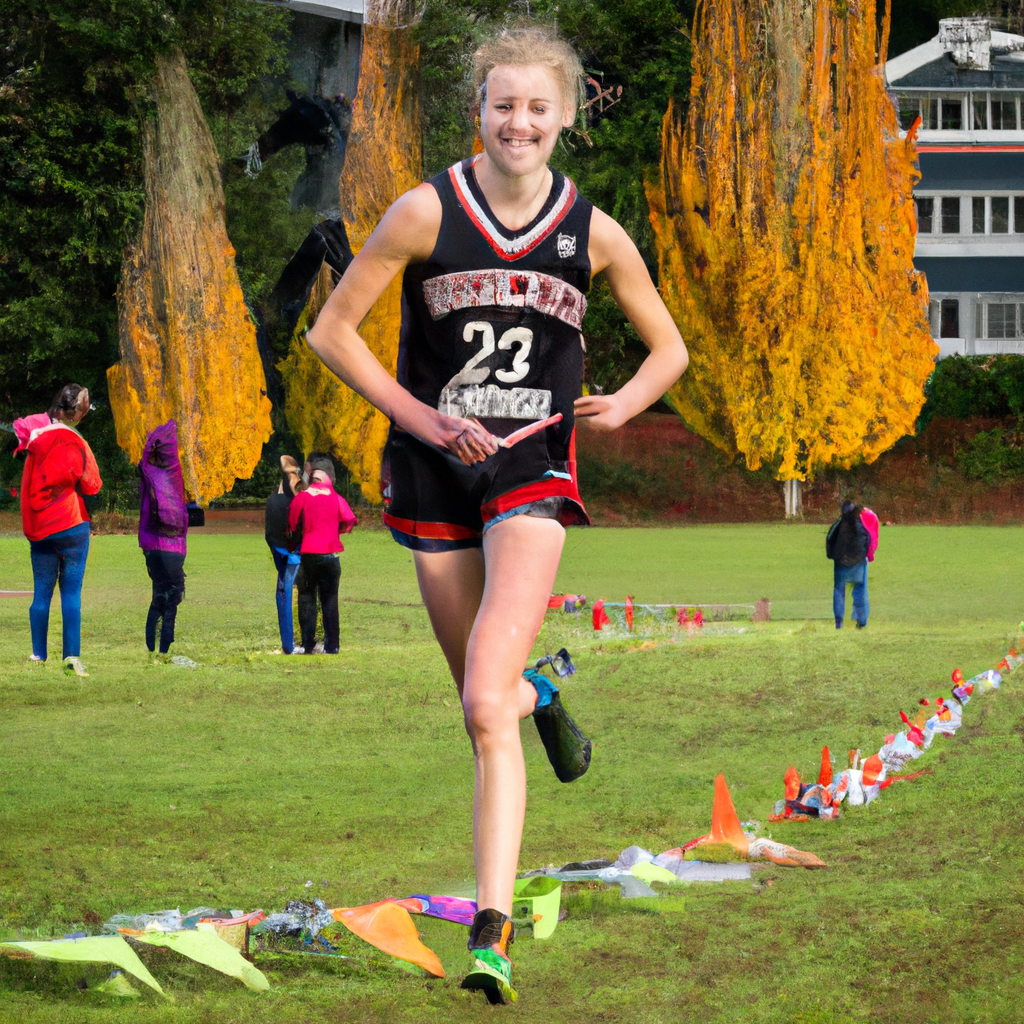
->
xmin=647 ymin=0 xmax=936 ymax=480
xmin=279 ymin=0 xmax=422 ymax=503
xmin=108 ymin=51 xmax=271 ymax=503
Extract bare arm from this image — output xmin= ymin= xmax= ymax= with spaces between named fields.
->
xmin=576 ymin=208 xmax=689 ymax=430
xmin=306 ymin=184 xmax=498 ymax=464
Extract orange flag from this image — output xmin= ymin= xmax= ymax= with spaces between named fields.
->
xmin=332 ymin=901 xmax=445 ymax=977
xmin=625 ymin=595 xmax=634 ymax=632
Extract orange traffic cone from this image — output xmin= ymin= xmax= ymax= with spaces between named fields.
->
xmin=709 ymin=773 xmax=750 ymax=855
xmin=817 ymin=747 xmax=833 ymax=787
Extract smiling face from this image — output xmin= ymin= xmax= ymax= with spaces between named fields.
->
xmin=479 ymin=64 xmax=574 ymax=178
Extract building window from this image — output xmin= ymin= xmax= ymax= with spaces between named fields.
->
xmin=972 ymin=94 xmax=988 ymax=130
xmin=916 ymin=197 xmax=934 ymax=232
xmin=1016 ymin=196 xmax=1024 ymax=233
xmin=940 ymin=299 xmax=960 ymax=338
xmin=940 ymin=95 xmax=964 ymax=130
xmin=973 ymin=196 xmax=986 ymax=233
xmin=992 ymin=196 xmax=1010 ymax=233
xmin=991 ymin=96 xmax=1019 ymax=130
xmin=940 ymin=197 xmax=961 ymax=234
xmin=985 ymin=303 xmax=1021 ymax=338
xmin=920 ymin=96 xmax=937 ymax=131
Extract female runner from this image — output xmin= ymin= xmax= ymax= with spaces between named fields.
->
xmin=308 ymin=24 xmax=688 ymax=1004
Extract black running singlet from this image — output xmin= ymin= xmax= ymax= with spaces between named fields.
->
xmin=400 ymin=156 xmax=593 ymax=461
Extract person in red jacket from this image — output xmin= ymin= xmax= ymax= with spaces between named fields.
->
xmin=287 ymin=466 xmax=357 ymax=654
xmin=19 ymin=383 xmax=103 ymax=675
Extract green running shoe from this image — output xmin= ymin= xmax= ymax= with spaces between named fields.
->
xmin=461 ymin=909 xmax=517 ymax=1005
xmin=525 ymin=668 xmax=592 ymax=783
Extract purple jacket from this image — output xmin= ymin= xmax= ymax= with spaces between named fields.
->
xmin=139 ymin=421 xmax=187 ymax=555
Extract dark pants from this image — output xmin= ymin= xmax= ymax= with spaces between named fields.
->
xmin=145 ymin=549 xmax=186 ymax=653
xmin=297 ymin=553 xmax=341 ymax=654
xmin=29 ymin=522 xmax=91 ymax=660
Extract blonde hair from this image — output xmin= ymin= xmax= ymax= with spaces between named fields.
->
xmin=473 ymin=24 xmax=586 ymax=119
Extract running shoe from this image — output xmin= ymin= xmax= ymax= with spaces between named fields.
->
xmin=524 ymin=667 xmax=592 ymax=783
xmin=461 ymin=908 xmax=516 ymax=1005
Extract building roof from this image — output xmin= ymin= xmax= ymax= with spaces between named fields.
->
xmin=890 ymin=53 xmax=1024 ymax=90
xmin=270 ymin=0 xmax=363 ymax=22
xmin=887 ymin=23 xmax=1024 ymax=89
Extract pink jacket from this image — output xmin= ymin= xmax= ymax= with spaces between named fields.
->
xmin=860 ymin=507 xmax=879 ymax=563
xmin=287 ymin=481 xmax=357 ymax=554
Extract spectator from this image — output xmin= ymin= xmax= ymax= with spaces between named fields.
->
xmin=265 ymin=455 xmax=305 ymax=654
xmin=287 ymin=464 xmax=357 ymax=655
xmin=18 ymin=383 xmax=102 ymax=675
xmin=826 ymin=500 xmax=872 ymax=629
xmin=139 ymin=421 xmax=188 ymax=655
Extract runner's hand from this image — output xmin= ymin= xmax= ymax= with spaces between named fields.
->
xmin=437 ymin=415 xmax=499 ymax=465
xmin=574 ymin=393 xmax=628 ymax=431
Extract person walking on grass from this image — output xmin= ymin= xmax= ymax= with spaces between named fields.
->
xmin=138 ymin=421 xmax=188 ymax=655
xmin=265 ymin=455 xmax=306 ymax=654
xmin=827 ymin=500 xmax=872 ymax=629
xmin=17 ymin=383 xmax=102 ymax=676
xmin=287 ymin=466 xmax=357 ymax=656
xmin=306 ymin=23 xmax=688 ymax=1004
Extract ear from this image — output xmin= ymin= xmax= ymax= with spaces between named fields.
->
xmin=561 ymin=104 xmax=575 ymax=129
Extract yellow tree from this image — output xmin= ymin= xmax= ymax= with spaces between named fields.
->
xmin=279 ymin=0 xmax=421 ymax=503
xmin=646 ymin=0 xmax=936 ymax=513
xmin=108 ymin=51 xmax=271 ymax=504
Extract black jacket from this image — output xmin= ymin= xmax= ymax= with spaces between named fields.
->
xmin=826 ymin=512 xmax=870 ymax=567
xmin=265 ymin=491 xmax=294 ymax=550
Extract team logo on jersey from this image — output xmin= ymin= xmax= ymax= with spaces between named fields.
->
xmin=557 ymin=233 xmax=577 ymax=258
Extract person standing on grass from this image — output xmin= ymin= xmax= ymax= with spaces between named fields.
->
xmin=17 ymin=383 xmax=102 ymax=677
xmin=306 ymin=23 xmax=688 ymax=1004
xmin=287 ymin=468 xmax=357 ymax=655
xmin=265 ymin=455 xmax=306 ymax=654
xmin=826 ymin=500 xmax=872 ymax=629
xmin=138 ymin=421 xmax=188 ymax=655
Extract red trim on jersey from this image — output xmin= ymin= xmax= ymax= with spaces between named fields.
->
xmin=448 ymin=160 xmax=578 ymax=262
xmin=382 ymin=513 xmax=481 ymax=541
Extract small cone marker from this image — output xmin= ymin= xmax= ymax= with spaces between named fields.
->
xmin=817 ymin=746 xmax=833 ymax=787
xmin=709 ymin=773 xmax=750 ymax=855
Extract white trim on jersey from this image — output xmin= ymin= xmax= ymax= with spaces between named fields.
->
xmin=449 ymin=157 xmax=577 ymax=260
xmin=422 ymin=268 xmax=587 ymax=330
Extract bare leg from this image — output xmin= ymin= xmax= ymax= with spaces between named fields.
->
xmin=414 ymin=549 xmax=541 ymax=720
xmin=415 ymin=516 xmax=565 ymax=916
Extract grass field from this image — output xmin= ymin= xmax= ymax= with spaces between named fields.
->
xmin=1 ymin=525 xmax=1023 ymax=1023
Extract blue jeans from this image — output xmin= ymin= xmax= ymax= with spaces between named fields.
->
xmin=29 ymin=521 xmax=91 ymax=660
xmin=833 ymin=559 xmax=868 ymax=626
xmin=271 ymin=546 xmax=301 ymax=652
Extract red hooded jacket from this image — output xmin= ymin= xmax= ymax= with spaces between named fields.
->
xmin=21 ymin=422 xmax=103 ymax=542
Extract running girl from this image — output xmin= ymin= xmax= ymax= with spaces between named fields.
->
xmin=308 ymin=24 xmax=688 ymax=1003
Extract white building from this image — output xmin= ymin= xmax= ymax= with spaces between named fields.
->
xmin=886 ymin=17 xmax=1024 ymax=357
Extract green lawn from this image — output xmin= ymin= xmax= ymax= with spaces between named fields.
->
xmin=1 ymin=525 xmax=1023 ymax=1023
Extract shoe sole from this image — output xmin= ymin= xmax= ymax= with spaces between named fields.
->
xmin=461 ymin=966 xmax=517 ymax=1005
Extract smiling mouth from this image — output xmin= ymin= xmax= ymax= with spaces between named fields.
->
xmin=501 ymin=137 xmax=537 ymax=148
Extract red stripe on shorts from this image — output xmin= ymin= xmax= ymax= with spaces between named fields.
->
xmin=382 ymin=513 xmax=481 ymax=541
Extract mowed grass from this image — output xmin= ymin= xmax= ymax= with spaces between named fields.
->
xmin=0 ymin=524 xmax=1023 ymax=1024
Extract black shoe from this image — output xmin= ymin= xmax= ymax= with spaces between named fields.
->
xmin=532 ymin=690 xmax=592 ymax=783
xmin=855 ymin=621 xmax=867 ymax=629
